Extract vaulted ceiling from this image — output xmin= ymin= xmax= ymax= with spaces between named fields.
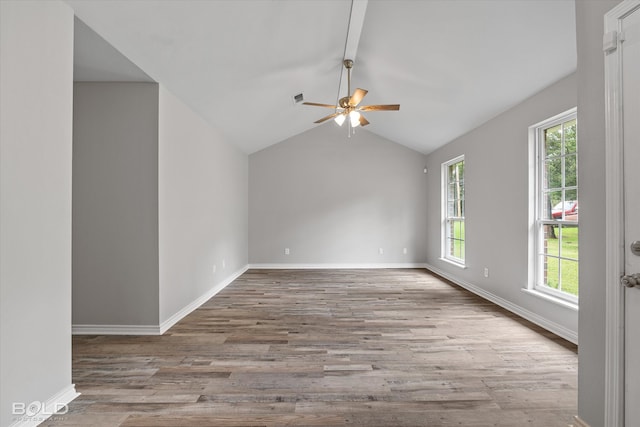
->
xmin=66 ymin=0 xmax=576 ymax=155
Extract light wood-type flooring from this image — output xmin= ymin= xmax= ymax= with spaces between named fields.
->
xmin=46 ymin=269 xmax=577 ymax=426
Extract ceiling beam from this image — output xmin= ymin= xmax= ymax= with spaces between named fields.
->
xmin=343 ymin=0 xmax=368 ymax=62
xmin=336 ymin=0 xmax=368 ymax=100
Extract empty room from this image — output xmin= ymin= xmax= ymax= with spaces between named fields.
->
xmin=2 ymin=0 xmax=637 ymax=426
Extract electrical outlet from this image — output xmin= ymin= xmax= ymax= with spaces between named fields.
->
xmin=403 ymin=247 xmax=408 ymax=255
xmin=222 ymin=259 xmax=226 ymax=269
xmin=379 ymin=248 xmax=384 ymax=255
xmin=484 ymin=267 xmax=489 ymax=278
xmin=284 ymin=248 xmax=290 ymax=255
xmin=212 ymin=264 xmax=217 ymax=274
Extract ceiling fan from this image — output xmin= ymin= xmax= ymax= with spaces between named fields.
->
xmin=303 ymin=59 xmax=399 ymax=129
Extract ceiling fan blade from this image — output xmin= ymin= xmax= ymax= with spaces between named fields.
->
xmin=360 ymin=104 xmax=400 ymax=111
xmin=314 ymin=112 xmax=340 ymax=124
xmin=349 ymin=88 xmax=368 ymax=107
xmin=359 ymin=114 xmax=370 ymax=127
xmin=303 ymin=102 xmax=338 ymax=109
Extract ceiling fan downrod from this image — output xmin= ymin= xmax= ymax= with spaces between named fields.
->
xmin=339 ymin=59 xmax=354 ymax=110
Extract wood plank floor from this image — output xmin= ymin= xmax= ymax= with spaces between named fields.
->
xmin=46 ymin=269 xmax=577 ymax=426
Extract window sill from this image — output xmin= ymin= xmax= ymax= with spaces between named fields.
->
xmin=439 ymin=257 xmax=467 ymax=269
xmin=521 ymin=288 xmax=579 ymax=311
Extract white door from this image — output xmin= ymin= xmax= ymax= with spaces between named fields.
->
xmin=605 ymin=2 xmax=640 ymax=425
xmin=622 ymin=7 xmax=640 ymax=424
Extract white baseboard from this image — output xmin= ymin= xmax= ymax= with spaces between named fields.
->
xmin=248 ymin=263 xmax=428 ymax=269
xmin=425 ymin=264 xmax=578 ymax=344
xmin=570 ymin=415 xmax=590 ymax=427
xmin=73 ymin=265 xmax=249 ymax=336
xmin=8 ymin=384 xmax=79 ymax=427
xmin=72 ymin=324 xmax=161 ymax=335
xmin=159 ymin=264 xmax=249 ymax=334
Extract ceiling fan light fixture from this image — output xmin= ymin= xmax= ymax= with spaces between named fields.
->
xmin=349 ymin=110 xmax=361 ymax=127
xmin=303 ymin=59 xmax=399 ymax=130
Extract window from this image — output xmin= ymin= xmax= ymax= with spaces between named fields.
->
xmin=442 ymin=155 xmax=465 ymax=266
xmin=531 ymin=109 xmax=578 ymax=303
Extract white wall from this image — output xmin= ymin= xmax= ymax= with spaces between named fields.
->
xmin=575 ymin=0 xmax=620 ymax=425
xmin=72 ymin=83 xmax=249 ymax=332
xmin=424 ymin=73 xmax=578 ymax=341
xmin=249 ymin=125 xmax=428 ymax=265
xmin=73 ymin=83 xmax=160 ymax=326
xmin=158 ymin=86 xmax=248 ymax=324
xmin=0 ymin=1 xmax=77 ymax=425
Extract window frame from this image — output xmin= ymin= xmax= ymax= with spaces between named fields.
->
xmin=441 ymin=155 xmax=466 ymax=267
xmin=529 ymin=108 xmax=578 ymax=305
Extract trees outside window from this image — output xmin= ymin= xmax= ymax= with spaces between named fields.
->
xmin=531 ymin=109 xmax=578 ymax=302
xmin=442 ymin=156 xmax=465 ymax=266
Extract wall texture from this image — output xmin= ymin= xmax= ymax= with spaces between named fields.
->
xmin=249 ymin=125 xmax=428 ymax=265
xmin=0 ymin=1 xmax=77 ymax=425
xmin=73 ymin=83 xmax=160 ymax=326
xmin=424 ymin=73 xmax=578 ymax=340
xmin=158 ymin=86 xmax=248 ymax=325
xmin=575 ymin=1 xmax=621 ymax=425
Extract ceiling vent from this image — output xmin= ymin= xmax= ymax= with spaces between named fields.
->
xmin=292 ymin=93 xmax=304 ymax=104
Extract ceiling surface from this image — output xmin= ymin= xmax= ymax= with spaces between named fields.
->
xmin=74 ymin=17 xmax=154 ymax=82
xmin=66 ymin=0 xmax=576 ymax=155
